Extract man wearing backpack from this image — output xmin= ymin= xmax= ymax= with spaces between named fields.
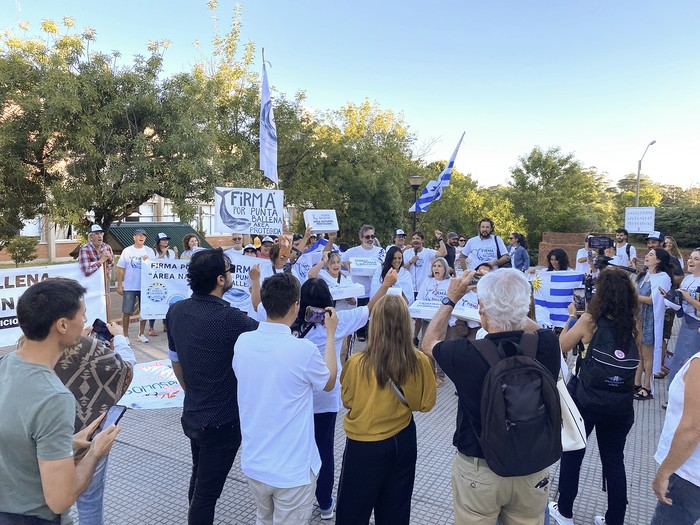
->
xmin=614 ymin=228 xmax=636 ymax=268
xmin=422 ymin=268 xmax=561 ymax=525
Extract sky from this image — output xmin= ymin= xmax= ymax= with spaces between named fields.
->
xmin=3 ymin=1 xmax=699 ymax=190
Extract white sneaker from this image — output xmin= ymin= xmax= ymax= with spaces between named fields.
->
xmin=320 ymin=497 xmax=335 ymax=520
xmin=548 ymin=501 xmax=575 ymax=525
xmin=137 ymin=333 xmax=149 ymax=343
xmin=594 ymin=517 xmax=605 ymax=525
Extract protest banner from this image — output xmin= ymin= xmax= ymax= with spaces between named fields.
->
xmin=0 ymin=263 xmax=107 ymax=347
xmin=625 ymin=206 xmax=655 ymax=233
xmin=140 ymin=260 xmax=191 ymax=320
xmin=222 ymin=251 xmax=272 ymax=312
xmin=214 ymin=187 xmax=284 ymax=235
xmin=118 ymin=360 xmax=184 ymax=409
xmin=531 ymin=270 xmax=584 ymax=327
xmin=293 ymin=250 xmax=324 ymax=283
xmin=303 ymin=209 xmax=339 ymax=234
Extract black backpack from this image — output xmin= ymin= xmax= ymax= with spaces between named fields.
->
xmin=574 ymin=316 xmax=639 ymax=415
xmin=495 ymin=236 xmax=512 ymax=268
xmin=471 ymin=333 xmax=562 ymax=477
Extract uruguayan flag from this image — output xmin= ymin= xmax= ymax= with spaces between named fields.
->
xmin=260 ymin=61 xmax=278 ymax=184
xmin=531 ymin=270 xmax=584 ymax=328
xmin=409 ymin=132 xmax=465 ymax=213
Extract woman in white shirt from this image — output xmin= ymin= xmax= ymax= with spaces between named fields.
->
xmin=308 ymin=251 xmax=357 ymax=311
xmin=370 ymin=246 xmax=414 ymax=305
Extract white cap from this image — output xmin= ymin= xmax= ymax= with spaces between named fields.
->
xmin=156 ymin=232 xmax=170 ymax=241
xmin=262 ymin=236 xmax=274 ymax=244
xmin=89 ymin=224 xmax=104 ymax=233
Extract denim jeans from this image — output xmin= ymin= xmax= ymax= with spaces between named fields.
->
xmin=76 ymin=455 xmax=109 ymax=525
xmin=181 ymin=419 xmax=241 ymax=525
xmin=651 ymin=473 xmax=700 ymax=525
xmin=313 ymin=412 xmax=337 ymax=511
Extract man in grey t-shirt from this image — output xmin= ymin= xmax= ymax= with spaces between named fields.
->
xmin=0 ymin=278 xmax=118 ymax=524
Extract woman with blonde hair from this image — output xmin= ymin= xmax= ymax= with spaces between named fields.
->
xmin=664 ymin=235 xmax=684 ymax=269
xmin=336 ymin=295 xmax=436 ymax=525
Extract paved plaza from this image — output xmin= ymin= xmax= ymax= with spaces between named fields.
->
xmin=2 ymin=292 xmax=673 ymax=524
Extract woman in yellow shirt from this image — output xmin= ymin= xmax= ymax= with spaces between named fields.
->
xmin=336 ymin=295 xmax=437 ymax=525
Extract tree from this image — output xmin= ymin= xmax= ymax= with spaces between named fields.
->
xmin=1 ymin=18 xmax=219 ymax=235
xmin=506 ymin=147 xmax=616 ymax=245
xmin=655 ymin=205 xmax=700 ymax=248
xmin=5 ymin=235 xmax=38 ymax=267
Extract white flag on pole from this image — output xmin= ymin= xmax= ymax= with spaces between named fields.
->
xmin=260 ymin=61 xmax=278 ymax=184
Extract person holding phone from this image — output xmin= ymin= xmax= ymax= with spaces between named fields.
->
xmin=249 ymin=267 xmax=399 ymax=519
xmin=335 ymin=295 xmax=437 ymax=525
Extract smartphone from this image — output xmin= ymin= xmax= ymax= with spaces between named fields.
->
xmin=658 ymin=287 xmax=667 ymax=296
xmin=304 ymin=306 xmax=326 ymax=325
xmin=89 ymin=405 xmax=126 ymax=441
xmin=92 ymin=318 xmax=113 ymax=342
xmin=573 ymin=287 xmax=587 ymax=314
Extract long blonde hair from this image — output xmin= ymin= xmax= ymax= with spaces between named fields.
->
xmin=360 ymin=295 xmax=419 ymax=387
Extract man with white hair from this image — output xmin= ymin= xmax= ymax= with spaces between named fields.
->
xmin=79 ymin=224 xmax=114 ymax=277
xmin=422 ymin=269 xmax=561 ymax=525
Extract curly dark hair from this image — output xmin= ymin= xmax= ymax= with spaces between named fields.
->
xmin=546 ymin=248 xmax=570 ymax=271
xmin=587 ymin=267 xmax=639 ymax=347
xmin=636 ymin=247 xmax=673 ymax=283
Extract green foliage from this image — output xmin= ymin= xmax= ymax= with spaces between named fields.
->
xmin=6 ymin=236 xmax=38 ymax=267
xmin=506 ymin=147 xmax=616 ymax=246
xmin=655 ymin=205 xmax=700 ymax=248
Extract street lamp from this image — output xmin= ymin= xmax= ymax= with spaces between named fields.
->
xmin=408 ymin=175 xmax=424 ymax=233
xmin=635 ymin=140 xmax=656 ymax=207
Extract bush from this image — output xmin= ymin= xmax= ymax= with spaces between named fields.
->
xmin=6 ymin=236 xmax=39 ymax=267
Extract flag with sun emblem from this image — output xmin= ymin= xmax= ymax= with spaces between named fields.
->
xmin=531 ymin=270 xmax=584 ymax=327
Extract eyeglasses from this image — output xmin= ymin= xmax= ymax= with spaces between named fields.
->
xmin=232 ymin=237 xmax=243 ymax=242
xmin=363 ymin=235 xmax=376 ymax=240
xmin=458 ymin=239 xmax=466 ymax=242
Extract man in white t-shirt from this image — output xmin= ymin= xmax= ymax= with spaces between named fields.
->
xmin=116 ymin=228 xmax=156 ymax=342
xmin=223 ymin=233 xmax=245 ymax=261
xmin=575 ymin=235 xmax=594 ymax=274
xmin=403 ymin=230 xmax=447 ymax=294
xmin=458 ymin=218 xmax=510 ymax=270
xmin=233 ymin=273 xmax=338 ymax=524
xmin=341 ymin=224 xmax=385 ymax=341
xmin=615 ymin=228 xmax=637 ymax=268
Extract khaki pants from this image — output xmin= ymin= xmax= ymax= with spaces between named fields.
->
xmin=451 ymin=452 xmax=549 ymax=525
xmin=246 ymin=471 xmax=317 ymax=525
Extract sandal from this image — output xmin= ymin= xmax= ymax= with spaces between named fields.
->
xmin=147 ymin=329 xmax=157 ymax=337
xmin=654 ymin=371 xmax=668 ymax=379
xmin=634 ymin=385 xmax=642 ymax=393
xmin=634 ymin=387 xmax=653 ymax=400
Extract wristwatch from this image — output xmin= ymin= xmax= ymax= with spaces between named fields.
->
xmin=441 ymin=297 xmax=456 ymax=308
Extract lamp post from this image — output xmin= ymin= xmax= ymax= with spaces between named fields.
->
xmin=408 ymin=175 xmax=424 ymax=233
xmin=635 ymin=140 xmax=656 ymax=207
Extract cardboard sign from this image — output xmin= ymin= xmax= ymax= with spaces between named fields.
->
xmin=452 ymin=306 xmax=481 ymax=323
xmin=625 ymin=207 xmax=655 ymax=234
xmin=330 ymin=283 xmax=365 ymax=301
xmin=303 ymin=209 xmax=339 ymax=234
xmin=409 ymin=300 xmax=441 ymax=320
xmin=215 ymin=187 xmax=284 ymax=235
xmin=350 ymin=257 xmax=381 ymax=277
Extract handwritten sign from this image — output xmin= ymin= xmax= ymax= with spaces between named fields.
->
xmin=303 ymin=209 xmax=339 ymax=234
xmin=350 ymin=257 xmax=381 ymax=277
xmin=215 ymin=187 xmax=284 ymax=235
xmin=625 ymin=207 xmax=655 ymax=234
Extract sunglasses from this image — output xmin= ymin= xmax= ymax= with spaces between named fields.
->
xmin=232 ymin=238 xmax=243 ymax=242
xmin=458 ymin=238 xmax=466 ymax=242
xmin=363 ymin=235 xmax=376 ymax=240
xmin=508 ymin=236 xmax=515 ymax=240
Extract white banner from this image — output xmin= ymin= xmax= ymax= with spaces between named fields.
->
xmin=214 ymin=187 xmax=284 ymax=235
xmin=222 ymin=252 xmax=272 ymax=312
xmin=118 ymin=360 xmax=184 ymax=409
xmin=140 ymin=260 xmax=191 ymax=320
xmin=303 ymin=209 xmax=339 ymax=234
xmin=625 ymin=207 xmax=655 ymax=233
xmin=0 ymin=263 xmax=107 ymax=347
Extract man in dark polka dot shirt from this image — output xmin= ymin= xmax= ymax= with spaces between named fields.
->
xmin=166 ymin=248 xmax=258 ymax=525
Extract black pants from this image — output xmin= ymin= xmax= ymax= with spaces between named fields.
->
xmin=336 ymin=419 xmax=417 ymax=525
xmin=314 ymin=412 xmax=338 ymax=511
xmin=355 ymin=297 xmax=370 ymax=338
xmin=181 ymin=419 xmax=241 ymax=525
xmin=557 ymin=407 xmax=634 ymax=525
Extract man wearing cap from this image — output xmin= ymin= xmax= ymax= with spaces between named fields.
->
xmin=647 ymin=231 xmax=684 ymax=287
xmin=116 ymin=228 xmax=156 ymax=343
xmin=224 ymin=234 xmax=245 ymax=262
xmin=386 ymin=228 xmax=408 ymax=252
xmin=79 ymin=224 xmax=114 ymax=278
xmin=257 ymin=236 xmax=274 ymax=260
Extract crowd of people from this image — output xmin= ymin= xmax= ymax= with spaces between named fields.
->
xmin=1 ymin=218 xmax=699 ymax=525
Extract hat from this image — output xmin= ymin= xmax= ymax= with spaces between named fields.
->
xmin=447 ymin=232 xmax=459 ymax=239
xmin=243 ymin=243 xmax=257 ymax=252
xmin=156 ymin=232 xmax=170 ymax=241
xmin=645 ymin=231 xmax=665 ymax=242
xmin=89 ymin=224 xmax=104 ymax=233
xmin=261 ymin=236 xmax=274 ymax=244
xmin=394 ymin=229 xmax=406 ymax=237
xmin=133 ymin=228 xmax=147 ymax=236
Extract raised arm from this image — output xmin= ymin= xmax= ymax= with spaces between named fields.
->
xmin=308 ymin=252 xmax=328 ymax=280
xmin=249 ymin=264 xmax=262 ymax=311
xmin=367 ymin=268 xmax=399 ymax=311
xmin=322 ymin=308 xmax=339 ymax=392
